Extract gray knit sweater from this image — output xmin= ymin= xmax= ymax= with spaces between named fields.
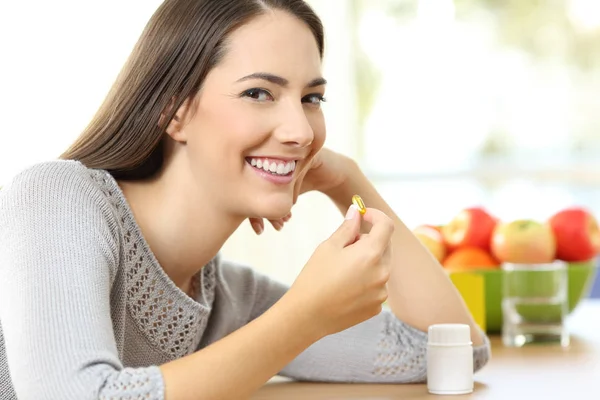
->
xmin=0 ymin=161 xmax=490 ymax=399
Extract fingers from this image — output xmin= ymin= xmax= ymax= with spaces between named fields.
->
xmin=249 ymin=212 xmax=293 ymax=235
xmin=271 ymin=212 xmax=292 ymax=230
xmin=249 ymin=218 xmax=264 ymax=235
xmin=327 ymin=204 xmax=362 ymax=248
xmin=360 ymin=208 xmax=395 ymax=247
xmin=270 ymin=220 xmax=284 ymax=231
xmin=381 ymin=241 xmax=392 ymax=273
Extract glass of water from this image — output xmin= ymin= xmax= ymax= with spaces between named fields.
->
xmin=501 ymin=260 xmax=569 ymax=347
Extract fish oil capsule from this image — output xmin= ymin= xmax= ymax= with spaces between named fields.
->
xmin=351 ymin=195 xmax=366 ymax=215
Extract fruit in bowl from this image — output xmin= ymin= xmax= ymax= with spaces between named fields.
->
xmin=490 ymin=219 xmax=556 ymax=263
xmin=413 ymin=205 xmax=600 ymax=333
xmin=442 ymin=246 xmax=499 ymax=271
xmin=441 ymin=207 xmax=497 ymax=252
xmin=549 ymin=207 xmax=600 ymax=262
xmin=413 ymin=225 xmax=446 ymax=263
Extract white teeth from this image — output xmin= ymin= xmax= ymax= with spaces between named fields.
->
xmin=248 ymin=158 xmax=297 ymax=176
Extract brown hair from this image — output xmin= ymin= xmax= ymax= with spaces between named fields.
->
xmin=60 ymin=0 xmax=324 ymax=180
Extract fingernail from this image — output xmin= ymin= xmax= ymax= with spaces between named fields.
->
xmin=345 ymin=204 xmax=359 ymax=220
xmin=252 ymin=222 xmax=263 ymax=234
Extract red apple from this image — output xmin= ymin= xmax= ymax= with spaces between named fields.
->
xmin=491 ymin=219 xmax=556 ymax=263
xmin=413 ymin=225 xmax=447 ymax=262
xmin=441 ymin=207 xmax=498 ymax=251
xmin=548 ymin=207 xmax=600 ymax=262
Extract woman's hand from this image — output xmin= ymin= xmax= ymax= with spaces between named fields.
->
xmin=283 ymin=205 xmax=394 ymax=337
xmin=248 ymin=148 xmax=354 ymax=234
xmin=248 ymin=212 xmax=292 ymax=235
xmin=292 ymin=147 xmax=351 ymax=201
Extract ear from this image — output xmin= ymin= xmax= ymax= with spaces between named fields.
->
xmin=161 ymin=98 xmax=191 ymax=143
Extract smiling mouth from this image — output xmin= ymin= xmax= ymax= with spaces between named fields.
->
xmin=245 ymin=157 xmax=297 ymax=176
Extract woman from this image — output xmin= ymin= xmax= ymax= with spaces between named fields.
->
xmin=0 ymin=0 xmax=490 ymax=399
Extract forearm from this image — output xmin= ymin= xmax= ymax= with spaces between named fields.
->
xmin=160 ymin=293 xmax=320 ymax=400
xmin=325 ymin=160 xmax=484 ymax=346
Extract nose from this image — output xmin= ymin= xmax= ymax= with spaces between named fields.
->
xmin=273 ymin=103 xmax=314 ymax=148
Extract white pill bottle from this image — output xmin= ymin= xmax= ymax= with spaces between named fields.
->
xmin=427 ymin=324 xmax=474 ymax=395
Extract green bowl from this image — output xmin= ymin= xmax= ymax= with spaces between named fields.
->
xmin=449 ymin=260 xmax=598 ymax=333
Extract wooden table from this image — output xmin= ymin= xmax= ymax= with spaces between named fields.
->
xmin=253 ymin=300 xmax=600 ymax=399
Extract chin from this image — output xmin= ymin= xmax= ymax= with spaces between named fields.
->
xmin=253 ymin=194 xmax=294 ymax=220
xmin=260 ymin=202 xmax=293 ymax=220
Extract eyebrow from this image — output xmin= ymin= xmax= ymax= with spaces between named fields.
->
xmin=236 ymin=72 xmax=327 ymax=88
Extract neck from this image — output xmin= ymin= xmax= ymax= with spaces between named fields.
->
xmin=118 ymin=157 xmax=243 ymax=291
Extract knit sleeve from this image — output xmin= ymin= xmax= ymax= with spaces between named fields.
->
xmin=0 ymin=162 xmax=165 ymax=400
xmin=221 ymin=260 xmax=491 ymax=383
xmin=278 ymin=310 xmax=491 ymax=383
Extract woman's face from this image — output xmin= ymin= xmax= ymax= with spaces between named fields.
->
xmin=175 ymin=10 xmax=326 ymax=220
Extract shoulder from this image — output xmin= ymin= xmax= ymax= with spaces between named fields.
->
xmin=0 ymin=160 xmax=120 ymax=264
xmin=2 ymin=160 xmax=102 ymax=197
xmin=0 ymin=160 xmax=114 ymax=214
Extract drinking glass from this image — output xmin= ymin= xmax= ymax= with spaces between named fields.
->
xmin=501 ymin=260 xmax=569 ymax=347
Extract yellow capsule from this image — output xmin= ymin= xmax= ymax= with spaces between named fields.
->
xmin=352 ymin=194 xmax=366 ymax=215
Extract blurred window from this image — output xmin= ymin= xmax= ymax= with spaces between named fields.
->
xmin=351 ymin=0 xmax=600 ymax=227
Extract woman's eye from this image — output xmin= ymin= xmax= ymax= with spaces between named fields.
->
xmin=242 ymin=88 xmax=274 ymax=102
xmin=303 ymin=93 xmax=326 ymax=106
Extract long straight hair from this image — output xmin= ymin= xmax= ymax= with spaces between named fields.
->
xmin=60 ymin=0 xmax=324 ymax=179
